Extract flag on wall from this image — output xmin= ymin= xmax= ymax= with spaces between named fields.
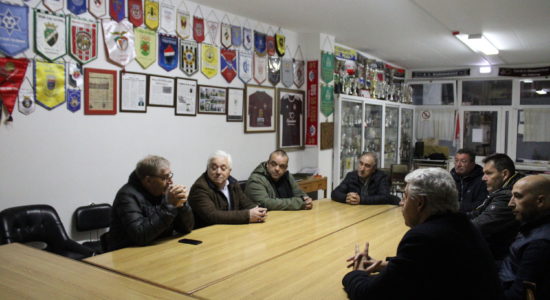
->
xmin=34 ymin=9 xmax=66 ymax=62
xmin=201 ymin=43 xmax=218 ymax=78
xmin=180 ymin=39 xmax=198 ymax=75
xmin=88 ymin=0 xmax=107 ymax=19
xmin=102 ymin=19 xmax=135 ymax=67
xmin=128 ymin=0 xmax=143 ymax=27
xmin=281 ymin=58 xmax=293 ymax=88
xmin=109 ymin=0 xmax=125 ymax=22
xmin=0 ymin=57 xmax=28 ymax=121
xmin=68 ymin=16 xmax=97 ymax=64
xmin=158 ymin=33 xmax=178 ymax=71
xmin=220 ymin=48 xmax=236 ymax=83
xmin=134 ymin=27 xmax=156 ymax=69
xmin=68 ymin=0 xmax=87 ymax=15
xmin=238 ymin=49 xmax=252 ymax=84
xmin=193 ymin=16 xmax=204 ymax=43
xmin=34 ymin=60 xmax=65 ymax=109
xmin=144 ymin=0 xmax=159 ymax=30
xmin=0 ymin=3 xmax=29 ymax=57
xmin=253 ymin=52 xmax=267 ymax=84
xmin=268 ymin=56 xmax=280 ymax=86
xmin=176 ymin=10 xmax=190 ymax=39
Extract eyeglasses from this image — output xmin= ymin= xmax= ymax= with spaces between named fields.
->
xmin=151 ymin=172 xmax=173 ymax=181
xmin=268 ymin=160 xmax=288 ymax=170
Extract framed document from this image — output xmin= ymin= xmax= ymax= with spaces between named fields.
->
xmin=147 ymin=75 xmax=175 ymax=107
xmin=175 ymin=78 xmax=198 ymax=116
xmin=277 ymin=88 xmax=305 ymax=150
xmin=244 ymin=84 xmax=275 ymax=133
xmin=84 ymin=68 xmax=117 ymax=115
xmin=120 ymin=71 xmax=147 ymax=113
xmin=198 ymin=85 xmax=226 ymax=114
xmin=226 ymin=88 xmax=244 ymax=122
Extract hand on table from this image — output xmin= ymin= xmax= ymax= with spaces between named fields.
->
xmin=302 ymin=196 xmax=313 ymax=210
xmin=346 ymin=242 xmax=386 ymax=273
xmin=249 ymin=206 xmax=268 ymax=223
xmin=346 ymin=192 xmax=361 ymax=205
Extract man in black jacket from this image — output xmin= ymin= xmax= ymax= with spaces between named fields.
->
xmin=103 ymin=155 xmax=194 ymax=251
xmin=343 ymin=168 xmax=502 ymax=300
xmin=450 ymin=148 xmax=487 ymax=212
xmin=331 ymin=152 xmax=396 ymax=205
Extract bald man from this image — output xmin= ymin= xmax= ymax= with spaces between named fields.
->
xmin=500 ymin=175 xmax=550 ymax=300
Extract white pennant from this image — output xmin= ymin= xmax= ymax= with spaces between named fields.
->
xmin=18 ymin=88 xmax=36 ymax=115
xmin=88 ymin=0 xmax=107 ymax=18
xmin=43 ymin=0 xmax=64 ymax=12
xmin=102 ymin=19 xmax=136 ymax=67
xmin=176 ymin=9 xmax=191 ymax=39
xmin=160 ymin=0 xmax=176 ymax=33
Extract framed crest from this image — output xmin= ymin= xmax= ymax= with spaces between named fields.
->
xmin=244 ymin=85 xmax=275 ymax=133
xmin=276 ymin=88 xmax=305 ymax=150
xmin=198 ymin=85 xmax=226 ymax=114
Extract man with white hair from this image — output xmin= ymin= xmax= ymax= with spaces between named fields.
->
xmin=343 ymin=168 xmax=502 ymax=300
xmin=188 ymin=150 xmax=267 ymax=228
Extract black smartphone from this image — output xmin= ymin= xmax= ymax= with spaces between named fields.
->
xmin=178 ymin=238 xmax=202 ymax=245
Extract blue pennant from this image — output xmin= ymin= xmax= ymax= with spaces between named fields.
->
xmin=68 ymin=0 xmax=87 ymax=15
xmin=254 ymin=31 xmax=266 ymax=56
xmin=231 ymin=25 xmax=241 ymax=47
xmin=0 ymin=3 xmax=29 ymax=57
xmin=158 ymin=34 xmax=178 ymax=71
xmin=66 ymin=89 xmax=81 ymax=112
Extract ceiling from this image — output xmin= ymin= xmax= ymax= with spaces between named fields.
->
xmin=193 ymin=0 xmax=550 ymax=70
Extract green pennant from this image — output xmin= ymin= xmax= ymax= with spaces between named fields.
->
xmin=321 ymin=84 xmax=334 ymax=117
xmin=321 ymin=51 xmax=334 ymax=84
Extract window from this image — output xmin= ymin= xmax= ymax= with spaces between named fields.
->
xmin=520 ymin=80 xmax=550 ymax=105
xmin=463 ymin=111 xmax=498 ymax=156
xmin=516 ymin=109 xmax=550 ymax=162
xmin=410 ymin=82 xmax=455 ymax=105
xmin=462 ymin=80 xmax=512 ymax=105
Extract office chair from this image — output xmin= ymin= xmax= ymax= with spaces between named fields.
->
xmin=74 ymin=203 xmax=112 ymax=254
xmin=0 ymin=204 xmax=93 ymax=260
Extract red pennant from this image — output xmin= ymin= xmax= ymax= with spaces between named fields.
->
xmin=0 ymin=58 xmax=29 ymax=121
xmin=193 ymin=17 xmax=205 ymax=43
xmin=266 ymin=35 xmax=275 ymax=56
xmin=221 ymin=49 xmax=237 ymax=83
xmin=128 ymin=0 xmax=143 ymax=27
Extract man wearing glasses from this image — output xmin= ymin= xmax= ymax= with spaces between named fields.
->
xmin=245 ymin=149 xmax=313 ymax=210
xmin=103 ymin=155 xmax=194 ymax=251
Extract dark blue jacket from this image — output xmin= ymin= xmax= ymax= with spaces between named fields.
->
xmin=451 ymin=164 xmax=488 ymax=213
xmin=331 ymin=169 xmax=396 ymax=205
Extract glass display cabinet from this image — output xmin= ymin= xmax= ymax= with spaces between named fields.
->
xmin=399 ymin=105 xmax=415 ymax=166
xmin=383 ymin=105 xmax=399 ymax=167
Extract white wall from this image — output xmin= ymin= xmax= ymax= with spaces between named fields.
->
xmin=0 ymin=0 xmax=311 ymax=240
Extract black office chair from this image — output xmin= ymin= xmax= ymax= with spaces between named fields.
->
xmin=74 ymin=203 xmax=112 ymax=255
xmin=0 ymin=204 xmax=93 ymax=260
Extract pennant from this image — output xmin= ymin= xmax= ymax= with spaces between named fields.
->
xmin=43 ymin=0 xmax=64 ymax=12
xmin=268 ymin=56 xmax=280 ymax=86
xmin=281 ymin=58 xmax=294 ymax=88
xmin=321 ymin=51 xmax=335 ymax=84
xmin=180 ymin=39 xmax=198 ymax=76
xmin=160 ymin=1 xmax=175 ymax=33
xmin=254 ymin=31 xmax=266 ymax=56
xmin=176 ymin=10 xmax=190 ymax=39
xmin=266 ymin=34 xmax=275 ymax=56
xmin=220 ymin=48 xmax=236 ymax=83
xmin=18 ymin=88 xmax=36 ymax=115
xmin=88 ymin=0 xmax=107 ymax=19
xmin=34 ymin=10 xmax=66 ymax=62
xmin=68 ymin=0 xmax=86 ymax=15
xmin=220 ymin=22 xmax=231 ymax=49
xmin=0 ymin=3 xmax=29 ymax=57
xmin=144 ymin=0 xmax=159 ymax=31
xmin=238 ymin=49 xmax=252 ymax=84
xmin=158 ymin=33 xmax=178 ymax=71
xmin=0 ymin=57 xmax=29 ymax=121
xmin=253 ymin=52 xmax=267 ymax=84
xmin=242 ymin=27 xmax=252 ymax=50
xmin=134 ymin=27 xmax=156 ymax=69
xmin=66 ymin=88 xmax=81 ymax=112
xmin=306 ymin=60 xmax=318 ymax=145
xmin=231 ymin=25 xmax=241 ymax=47
xmin=68 ymin=16 xmax=98 ymax=65
xmin=321 ymin=84 xmax=334 ymax=117
xmin=206 ymin=20 xmax=218 ymax=45
xmin=294 ymin=59 xmax=305 ymax=88
xmin=275 ymin=33 xmax=285 ymax=56
xmin=109 ymin=0 xmax=125 ymax=22
xmin=128 ymin=0 xmax=143 ymax=27
xmin=193 ymin=16 xmax=204 ymax=43
xmin=201 ymin=43 xmax=218 ymax=79
xmin=67 ymin=61 xmax=83 ymax=88
xmin=102 ymin=19 xmax=135 ymax=67
xmin=34 ymin=60 xmax=65 ymax=109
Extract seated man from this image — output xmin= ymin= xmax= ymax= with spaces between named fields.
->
xmin=343 ymin=168 xmax=502 ymax=300
xmin=469 ymin=153 xmax=523 ymax=262
xmin=450 ymin=148 xmax=487 ymax=212
xmin=104 ymin=155 xmax=194 ymax=252
xmin=331 ymin=152 xmax=395 ymax=205
xmin=500 ymin=175 xmax=550 ymax=300
xmin=188 ymin=150 xmax=267 ymax=228
xmin=245 ymin=149 xmax=312 ymax=210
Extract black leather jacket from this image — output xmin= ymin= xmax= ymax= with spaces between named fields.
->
xmin=450 ymin=164 xmax=488 ymax=213
xmin=331 ymin=169 xmax=396 ymax=205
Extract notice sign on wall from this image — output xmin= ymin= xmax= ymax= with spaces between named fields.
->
xmin=306 ymin=60 xmax=318 ymax=145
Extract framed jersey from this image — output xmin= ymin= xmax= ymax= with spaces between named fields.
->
xmin=276 ymin=88 xmax=305 ymax=150
xmin=244 ymin=84 xmax=275 ymax=133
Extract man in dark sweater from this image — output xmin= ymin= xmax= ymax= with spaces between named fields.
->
xmin=500 ymin=175 xmax=550 ymax=300
xmin=450 ymin=148 xmax=487 ymax=212
xmin=342 ymin=168 xmax=502 ymax=300
xmin=331 ymin=152 xmax=396 ymax=205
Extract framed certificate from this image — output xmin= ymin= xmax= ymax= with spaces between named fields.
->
xmin=147 ymin=75 xmax=175 ymax=107
xmin=120 ymin=71 xmax=147 ymax=113
xmin=226 ymin=88 xmax=244 ymax=122
xmin=84 ymin=68 xmax=117 ymax=115
xmin=175 ymin=78 xmax=198 ymax=116
xmin=277 ymin=88 xmax=305 ymax=150
xmin=198 ymin=85 xmax=226 ymax=114
xmin=244 ymin=84 xmax=275 ymax=133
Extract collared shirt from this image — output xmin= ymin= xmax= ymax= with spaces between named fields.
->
xmin=219 ymin=180 xmax=231 ymax=210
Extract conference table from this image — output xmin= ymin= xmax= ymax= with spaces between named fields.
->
xmin=85 ymin=199 xmax=409 ymax=299
xmin=0 ymin=243 xmax=193 ymax=299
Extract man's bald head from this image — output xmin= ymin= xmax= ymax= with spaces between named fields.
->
xmin=509 ymin=175 xmax=550 ymax=222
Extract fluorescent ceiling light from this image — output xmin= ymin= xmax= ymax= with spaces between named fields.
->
xmin=479 ymin=66 xmax=491 ymax=74
xmin=522 ymin=79 xmax=534 ymax=83
xmin=456 ymin=33 xmax=499 ymax=55
xmin=535 ymin=89 xmax=547 ymax=95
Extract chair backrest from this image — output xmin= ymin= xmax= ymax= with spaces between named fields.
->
xmin=390 ymin=164 xmax=409 ymax=184
xmin=0 ymin=204 xmax=70 ymax=249
xmin=238 ymin=180 xmax=247 ymax=192
xmin=74 ymin=203 xmax=112 ymax=232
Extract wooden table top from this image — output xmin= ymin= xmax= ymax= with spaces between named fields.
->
xmin=0 ymin=243 xmax=194 ymax=300
xmin=85 ymin=199 xmax=396 ymax=294
xmin=194 ymin=207 xmax=409 ymax=299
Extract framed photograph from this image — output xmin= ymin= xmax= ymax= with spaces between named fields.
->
xmin=147 ymin=75 xmax=175 ymax=107
xmin=120 ymin=71 xmax=147 ymax=113
xmin=244 ymin=85 xmax=275 ymax=133
xmin=277 ymin=88 xmax=305 ymax=150
xmin=175 ymin=78 xmax=198 ymax=116
xmin=198 ymin=85 xmax=226 ymax=114
xmin=84 ymin=68 xmax=117 ymax=115
xmin=226 ymin=88 xmax=244 ymax=122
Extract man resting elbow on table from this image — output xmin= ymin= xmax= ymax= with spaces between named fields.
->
xmin=331 ymin=152 xmax=398 ymax=205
